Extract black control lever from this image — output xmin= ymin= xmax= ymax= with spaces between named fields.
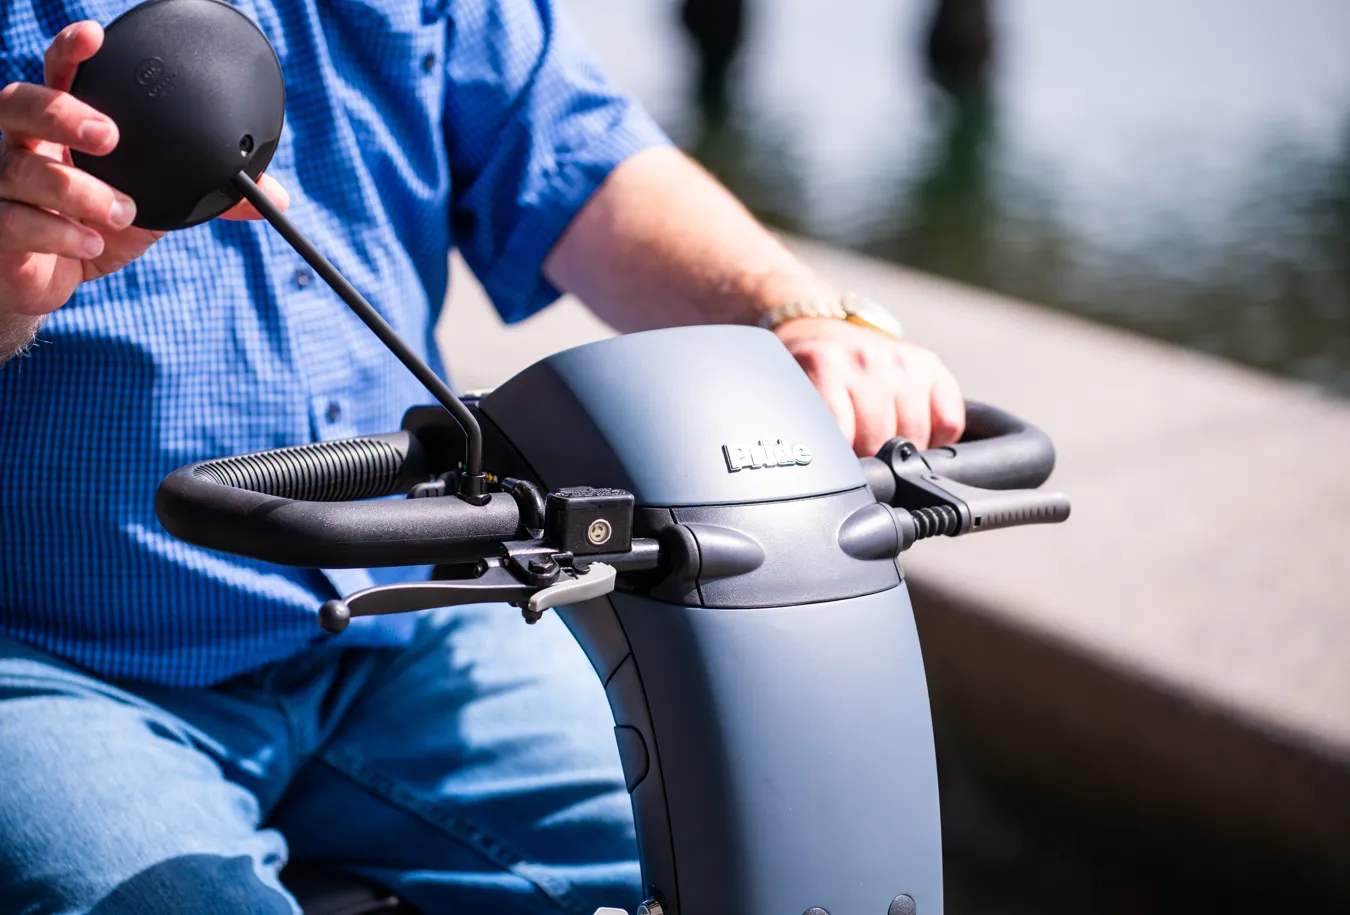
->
xmin=318 ymin=557 xmax=618 ymax=634
xmin=876 ymin=437 xmax=1070 ymax=551
xmin=314 ymin=487 xmax=653 ymax=634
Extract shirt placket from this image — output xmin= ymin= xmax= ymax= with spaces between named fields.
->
xmin=282 ymin=264 xmax=360 ymax=443
xmin=277 ymin=236 xmax=378 ymax=597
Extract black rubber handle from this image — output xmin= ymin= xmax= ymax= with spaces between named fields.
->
xmin=155 ymin=432 xmax=523 ymax=568
xmin=919 ymin=401 xmax=1056 ymax=490
xmin=859 ymin=401 xmax=1058 ymax=501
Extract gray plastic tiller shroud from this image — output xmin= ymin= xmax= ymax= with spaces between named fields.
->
xmin=477 ymin=326 xmax=943 ymax=914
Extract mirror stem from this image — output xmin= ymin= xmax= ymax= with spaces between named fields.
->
xmin=230 ymin=172 xmax=487 ymax=496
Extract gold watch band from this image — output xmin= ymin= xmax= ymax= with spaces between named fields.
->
xmin=758 ymin=294 xmax=903 ymax=340
xmin=756 ymin=298 xmax=848 ymax=329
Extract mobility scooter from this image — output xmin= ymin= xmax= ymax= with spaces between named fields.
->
xmin=71 ymin=3 xmax=1071 ymax=911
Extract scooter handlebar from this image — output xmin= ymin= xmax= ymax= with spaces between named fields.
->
xmin=154 ymin=431 xmax=523 ymax=568
xmin=920 ymin=400 xmax=1057 ymax=490
xmin=155 ymin=401 xmax=1061 ymax=569
xmin=859 ymin=401 xmax=1058 ymax=498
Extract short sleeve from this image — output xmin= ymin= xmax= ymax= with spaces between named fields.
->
xmin=442 ymin=0 xmax=672 ymax=324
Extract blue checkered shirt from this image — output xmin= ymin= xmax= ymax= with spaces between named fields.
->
xmin=0 ymin=0 xmax=669 ymax=685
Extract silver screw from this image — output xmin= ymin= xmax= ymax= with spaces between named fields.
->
xmin=587 ymin=518 xmax=612 ymax=546
xmin=637 ymin=901 xmax=664 ymax=915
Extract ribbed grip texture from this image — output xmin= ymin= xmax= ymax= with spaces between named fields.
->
xmin=910 ymin=505 xmax=961 ymax=540
xmin=970 ymin=491 xmax=1072 ymax=532
xmin=193 ymin=438 xmax=406 ymax=502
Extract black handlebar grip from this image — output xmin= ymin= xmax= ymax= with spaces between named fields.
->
xmin=191 ymin=432 xmax=429 ymax=502
xmin=155 ymin=432 xmax=524 ymax=568
xmin=918 ymin=401 xmax=1057 ymax=490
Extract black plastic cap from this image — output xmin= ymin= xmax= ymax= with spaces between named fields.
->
xmin=69 ymin=0 xmax=285 ymax=230
xmin=545 ymin=487 xmax=635 ymax=556
xmin=319 ymin=599 xmax=351 ymax=634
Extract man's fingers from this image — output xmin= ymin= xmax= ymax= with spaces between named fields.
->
xmin=928 ymin=366 xmax=965 ymax=448
xmin=0 ymin=82 xmax=118 ymax=155
xmin=44 ymin=21 xmax=104 ymax=92
xmin=779 ymin=324 xmax=962 ymax=455
xmin=0 ymin=148 xmax=135 ymax=229
xmin=219 ymin=173 xmax=290 ymax=221
xmin=819 ymin=374 xmax=857 ymax=452
xmin=0 ymin=200 xmax=104 ymax=259
xmin=792 ymin=345 xmax=857 ymax=449
xmin=850 ymin=365 xmax=903 ymax=457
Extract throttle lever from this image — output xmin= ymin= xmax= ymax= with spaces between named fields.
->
xmin=927 ymin=476 xmax=1071 ymax=534
xmin=318 ymin=558 xmax=617 ymax=633
xmin=878 ymin=436 xmax=1070 ymax=549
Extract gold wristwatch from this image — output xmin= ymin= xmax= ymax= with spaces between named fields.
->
xmin=757 ymin=293 xmax=904 ymax=340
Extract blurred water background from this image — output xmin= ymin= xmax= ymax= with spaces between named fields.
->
xmin=565 ymin=0 xmax=1350 ymax=395
xmin=558 ymin=2 xmax=1350 ymax=911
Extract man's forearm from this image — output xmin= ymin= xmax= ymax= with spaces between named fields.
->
xmin=544 ymin=147 xmax=839 ymax=332
xmin=0 ymin=311 xmax=43 ymax=367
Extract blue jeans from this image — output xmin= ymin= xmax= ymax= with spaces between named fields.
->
xmin=0 ymin=606 xmax=640 ymax=914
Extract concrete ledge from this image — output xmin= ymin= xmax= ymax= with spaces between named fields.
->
xmin=916 ymin=583 xmax=1350 ymax=903
xmin=437 ymin=239 xmax=1350 ymax=903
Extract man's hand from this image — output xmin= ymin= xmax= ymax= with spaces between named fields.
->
xmin=773 ymin=317 xmax=964 ymax=456
xmin=0 ymin=21 xmax=288 ymax=324
xmin=545 ymin=146 xmax=967 ymax=455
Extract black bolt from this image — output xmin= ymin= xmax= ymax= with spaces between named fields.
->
xmin=527 ymin=557 xmax=556 ymax=574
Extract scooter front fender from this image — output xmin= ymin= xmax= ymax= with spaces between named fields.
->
xmin=559 ymin=584 xmax=943 ymax=915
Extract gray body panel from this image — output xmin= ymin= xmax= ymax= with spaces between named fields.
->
xmin=558 ymin=589 xmax=943 ymax=915
xmin=672 ymin=489 xmax=900 ymax=607
xmin=479 ymin=325 xmax=868 ymax=506
xmin=487 ymin=325 xmax=943 ymax=914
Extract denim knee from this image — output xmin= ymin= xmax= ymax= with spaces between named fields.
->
xmin=0 ymin=644 xmax=297 ymax=915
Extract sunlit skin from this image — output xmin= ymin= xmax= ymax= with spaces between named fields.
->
xmin=0 ymin=22 xmax=289 ymax=317
xmin=0 ymin=20 xmax=964 ymax=455
xmin=545 ymin=145 xmax=965 ymax=454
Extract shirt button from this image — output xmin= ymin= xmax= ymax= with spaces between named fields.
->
xmin=294 ymin=267 xmax=313 ymax=289
xmin=325 ymin=400 xmax=343 ymax=423
xmin=421 ymin=52 xmax=436 ymax=73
